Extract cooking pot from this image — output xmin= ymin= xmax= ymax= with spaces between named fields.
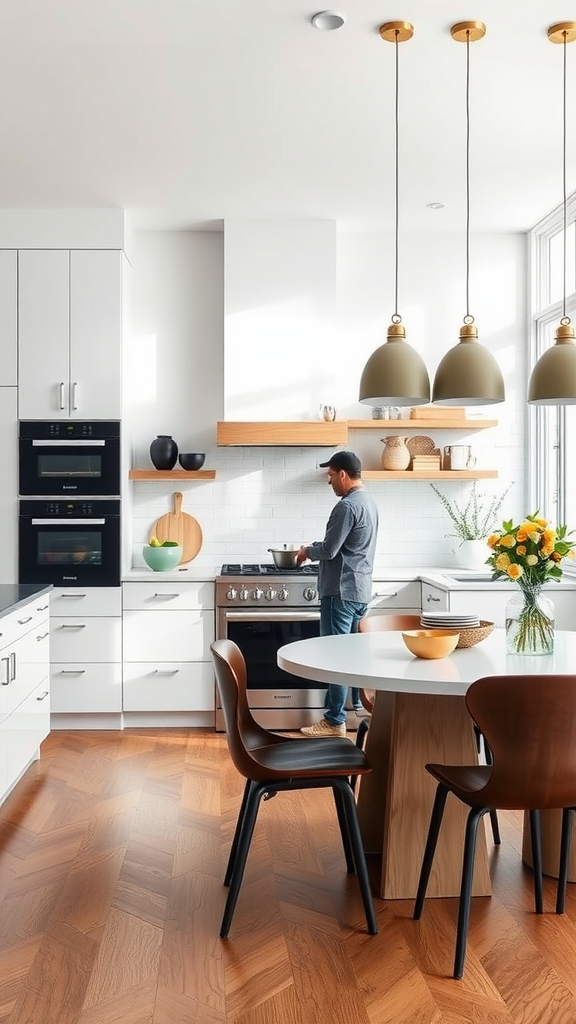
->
xmin=268 ymin=545 xmax=301 ymax=569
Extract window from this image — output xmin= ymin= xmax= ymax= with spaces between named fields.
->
xmin=529 ymin=195 xmax=576 ymax=526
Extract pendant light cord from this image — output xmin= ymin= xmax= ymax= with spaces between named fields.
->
xmin=393 ymin=29 xmax=400 ymax=322
xmin=562 ymin=30 xmax=569 ymax=323
xmin=465 ymin=31 xmax=472 ymax=323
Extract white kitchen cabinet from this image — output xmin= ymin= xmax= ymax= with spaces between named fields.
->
xmin=421 ymin=578 xmax=576 ymax=628
xmin=18 ymin=249 xmax=124 ymax=420
xmin=50 ymin=587 xmax=122 ymax=722
xmin=122 ymin=581 xmax=215 ymax=717
xmin=0 ymin=388 xmax=17 ymax=584
xmin=0 ymin=593 xmax=50 ymax=807
xmin=370 ymin=580 xmax=421 ymax=613
xmin=0 ymin=250 xmax=17 ymax=386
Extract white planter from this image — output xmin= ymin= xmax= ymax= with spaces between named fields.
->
xmin=455 ymin=539 xmax=490 ymax=571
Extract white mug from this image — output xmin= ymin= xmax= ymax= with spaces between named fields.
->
xmin=446 ymin=445 xmax=476 ymax=470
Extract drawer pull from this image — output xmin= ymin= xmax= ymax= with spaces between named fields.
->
xmin=152 ymin=669 xmax=180 ymax=675
xmin=426 ymin=594 xmax=441 ymax=603
xmin=36 ymin=691 xmax=49 ymax=701
xmin=37 ymin=632 xmax=50 ymax=641
xmin=371 ymin=591 xmax=399 ymax=601
xmin=37 ymin=603 xmax=50 ymax=612
xmin=60 ymin=593 xmax=87 ymax=599
xmin=153 ymin=593 xmax=180 ymax=599
xmin=18 ymin=615 xmax=33 ymax=625
xmin=59 ymin=669 xmax=86 ymax=675
xmin=60 ymin=623 xmax=87 ymax=629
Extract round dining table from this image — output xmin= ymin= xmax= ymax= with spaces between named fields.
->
xmin=278 ymin=628 xmax=576 ymax=900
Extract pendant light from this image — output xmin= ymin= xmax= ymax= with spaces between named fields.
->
xmin=359 ymin=21 xmax=430 ymax=408
xmin=432 ymin=22 xmax=505 ymax=406
xmin=528 ymin=22 xmax=576 ymax=405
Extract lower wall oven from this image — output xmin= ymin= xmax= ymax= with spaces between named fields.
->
xmin=215 ymin=565 xmax=327 ymax=730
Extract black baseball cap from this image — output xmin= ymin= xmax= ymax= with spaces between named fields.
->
xmin=319 ymin=450 xmax=362 ymax=476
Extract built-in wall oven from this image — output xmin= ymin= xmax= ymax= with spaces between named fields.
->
xmin=19 ymin=499 xmax=121 ymax=588
xmin=19 ymin=421 xmax=121 ymax=497
xmin=215 ymin=563 xmax=327 ymax=730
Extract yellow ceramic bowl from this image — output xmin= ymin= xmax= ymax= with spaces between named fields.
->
xmin=402 ymin=629 xmax=460 ymax=660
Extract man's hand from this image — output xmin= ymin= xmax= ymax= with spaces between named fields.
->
xmin=296 ymin=546 xmax=309 ymax=565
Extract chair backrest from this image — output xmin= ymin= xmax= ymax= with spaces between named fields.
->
xmin=211 ymin=639 xmax=285 ymax=781
xmin=466 ymin=674 xmax=576 ymax=809
xmin=358 ymin=613 xmax=421 ymax=633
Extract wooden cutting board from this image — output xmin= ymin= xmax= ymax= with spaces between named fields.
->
xmin=151 ymin=492 xmax=203 ymax=563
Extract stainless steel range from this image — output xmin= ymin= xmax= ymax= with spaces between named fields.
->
xmin=215 ymin=563 xmax=327 ymax=730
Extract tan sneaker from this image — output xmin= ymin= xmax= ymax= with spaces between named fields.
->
xmin=300 ymin=719 xmax=346 ymax=738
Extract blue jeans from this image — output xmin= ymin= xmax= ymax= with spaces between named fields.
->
xmin=320 ymin=596 xmax=367 ymax=726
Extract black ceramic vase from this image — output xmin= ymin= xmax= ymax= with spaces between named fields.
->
xmin=150 ymin=435 xmax=178 ymax=470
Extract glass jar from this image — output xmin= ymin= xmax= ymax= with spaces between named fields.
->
xmin=505 ymin=583 xmax=555 ymax=656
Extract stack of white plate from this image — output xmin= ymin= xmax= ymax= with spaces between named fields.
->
xmin=420 ymin=611 xmax=480 ymax=629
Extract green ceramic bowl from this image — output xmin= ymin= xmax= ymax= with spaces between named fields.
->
xmin=142 ymin=544 xmax=182 ymax=571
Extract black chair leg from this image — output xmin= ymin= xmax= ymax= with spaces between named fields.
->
xmin=334 ymin=778 xmax=378 ymax=935
xmin=489 ymin=809 xmax=501 ymax=846
xmin=556 ymin=807 xmax=574 ymax=914
xmin=224 ymin=778 xmax=254 ymax=886
xmin=474 ymin=728 xmax=501 ymax=846
xmin=453 ymin=807 xmax=485 ymax=980
xmin=414 ymin=783 xmax=449 ymax=920
xmin=355 ymin=717 xmax=370 ymax=751
xmin=220 ymin=782 xmax=266 ymax=938
xmin=333 ymin=785 xmax=355 ymax=873
xmin=529 ymin=808 xmax=543 ymax=914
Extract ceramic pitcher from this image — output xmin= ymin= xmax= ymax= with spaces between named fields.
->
xmin=381 ymin=435 xmax=411 ymax=470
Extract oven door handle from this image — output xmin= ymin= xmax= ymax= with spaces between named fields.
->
xmin=31 ymin=439 xmax=106 ymax=447
xmin=223 ymin=610 xmax=321 ymax=622
xmin=31 ymin=518 xmax=106 ymax=525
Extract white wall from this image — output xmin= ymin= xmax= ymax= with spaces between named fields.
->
xmin=127 ymin=226 xmax=527 ymax=570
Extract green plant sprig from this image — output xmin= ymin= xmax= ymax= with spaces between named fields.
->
xmin=430 ymin=482 xmax=512 ymax=542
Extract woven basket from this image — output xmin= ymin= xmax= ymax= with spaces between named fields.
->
xmin=455 ymin=620 xmax=495 ymax=649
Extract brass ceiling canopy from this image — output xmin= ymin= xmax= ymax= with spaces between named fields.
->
xmin=359 ymin=20 xmax=430 ymax=408
xmin=432 ymin=20 xmax=505 ymax=406
xmin=528 ymin=22 xmax=576 ymax=405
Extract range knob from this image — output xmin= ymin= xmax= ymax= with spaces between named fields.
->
xmin=303 ymin=587 xmax=318 ymax=602
xmin=226 ymin=587 xmax=237 ymax=600
xmin=252 ymin=587 xmax=264 ymax=600
xmin=239 ymin=587 xmax=249 ymax=601
xmin=278 ymin=587 xmax=289 ymax=601
xmin=265 ymin=588 xmax=277 ymax=601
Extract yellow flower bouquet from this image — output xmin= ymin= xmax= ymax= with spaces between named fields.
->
xmin=486 ymin=513 xmax=575 ymax=654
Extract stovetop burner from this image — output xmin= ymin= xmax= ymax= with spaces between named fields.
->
xmin=220 ymin=562 xmax=319 ymax=576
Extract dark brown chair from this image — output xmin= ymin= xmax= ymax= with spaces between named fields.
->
xmin=210 ymin=638 xmax=378 ymax=938
xmin=414 ymin=673 xmax=576 ymax=979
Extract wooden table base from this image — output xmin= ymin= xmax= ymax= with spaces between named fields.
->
xmin=356 ymin=691 xmax=491 ymax=900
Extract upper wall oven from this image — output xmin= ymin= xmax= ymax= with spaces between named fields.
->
xmin=19 ymin=421 xmax=120 ymax=497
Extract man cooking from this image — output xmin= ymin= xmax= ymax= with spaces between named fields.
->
xmin=296 ymin=450 xmax=379 ymax=737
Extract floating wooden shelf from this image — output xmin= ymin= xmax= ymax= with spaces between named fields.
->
xmin=216 ymin=421 xmax=348 ymax=446
xmin=347 ymin=419 xmax=498 ymax=431
xmin=362 ymin=470 xmax=498 ymax=480
xmin=129 ymin=470 xmax=216 ymax=480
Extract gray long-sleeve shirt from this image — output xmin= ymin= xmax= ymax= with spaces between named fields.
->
xmin=306 ymin=486 xmax=379 ymax=603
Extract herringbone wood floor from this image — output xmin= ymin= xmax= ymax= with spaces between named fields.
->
xmin=2 ymin=730 xmax=576 ymax=1023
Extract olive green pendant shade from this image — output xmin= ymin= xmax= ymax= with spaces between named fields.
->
xmin=432 ymin=323 xmax=505 ymax=406
xmin=528 ymin=321 xmax=576 ymax=404
xmin=359 ymin=322 xmax=431 ymax=407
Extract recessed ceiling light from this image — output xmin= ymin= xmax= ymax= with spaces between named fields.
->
xmin=427 ymin=202 xmax=446 ymax=210
xmin=311 ymin=11 xmax=346 ymax=31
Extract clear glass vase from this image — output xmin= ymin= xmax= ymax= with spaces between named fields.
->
xmin=505 ymin=583 xmax=555 ymax=655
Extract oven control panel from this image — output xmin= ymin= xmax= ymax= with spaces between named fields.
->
xmin=217 ymin=579 xmax=319 ymax=607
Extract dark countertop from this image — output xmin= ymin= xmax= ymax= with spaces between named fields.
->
xmin=0 ymin=583 xmax=52 ymax=621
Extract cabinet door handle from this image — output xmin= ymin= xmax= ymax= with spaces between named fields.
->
xmin=59 ymin=669 xmax=86 ymax=675
xmin=59 ymin=382 xmax=66 ymax=410
xmin=72 ymin=381 xmax=78 ymax=410
xmin=152 ymin=669 xmax=180 ymax=675
xmin=18 ymin=616 xmax=33 ymax=625
xmin=36 ymin=603 xmax=50 ymax=612
xmin=0 ymin=657 xmax=9 ymax=685
xmin=10 ymin=652 xmax=16 ymax=681
xmin=426 ymin=594 xmax=441 ymax=603
xmin=36 ymin=691 xmax=49 ymax=701
xmin=60 ymin=623 xmax=87 ymax=629
xmin=37 ymin=632 xmax=50 ymax=641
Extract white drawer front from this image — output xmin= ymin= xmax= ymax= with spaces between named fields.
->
xmin=51 ymin=616 xmax=122 ymax=663
xmin=2 ymin=626 xmax=50 ymax=719
xmin=122 ymin=581 xmax=215 ymax=611
xmin=51 ymin=587 xmax=122 ymax=617
xmin=5 ymin=680 xmax=50 ymax=786
xmin=123 ymin=662 xmax=215 ymax=712
xmin=0 ymin=599 xmax=50 ymax=651
xmin=123 ymin=609 xmax=214 ymax=662
xmin=51 ymin=663 xmax=122 ymax=713
xmin=370 ymin=581 xmax=421 ymax=610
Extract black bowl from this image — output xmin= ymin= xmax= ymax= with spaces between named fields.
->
xmin=178 ymin=453 xmax=206 ymax=471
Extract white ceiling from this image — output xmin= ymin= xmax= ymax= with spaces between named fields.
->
xmin=1 ymin=0 xmax=575 ymax=233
